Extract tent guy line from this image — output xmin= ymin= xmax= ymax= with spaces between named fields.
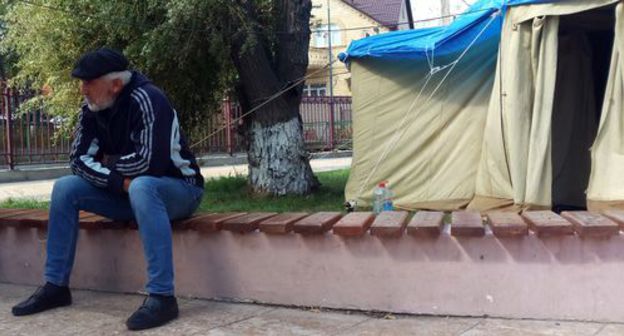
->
xmin=189 ymin=59 xmax=339 ymax=150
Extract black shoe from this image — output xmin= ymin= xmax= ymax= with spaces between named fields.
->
xmin=12 ymin=282 xmax=72 ymax=316
xmin=126 ymin=294 xmax=179 ymax=331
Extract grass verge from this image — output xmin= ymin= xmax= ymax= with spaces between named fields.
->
xmin=0 ymin=198 xmax=50 ymax=209
xmin=0 ymin=169 xmax=350 ymax=213
xmin=198 ymin=169 xmax=349 ymax=213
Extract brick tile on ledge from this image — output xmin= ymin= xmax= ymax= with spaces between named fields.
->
xmin=292 ymin=212 xmax=343 ymax=234
xmin=487 ymin=212 xmax=528 ymax=237
xmin=603 ymin=210 xmax=624 ymax=230
xmin=221 ymin=212 xmax=278 ymax=233
xmin=0 ymin=208 xmax=43 ymax=227
xmin=451 ymin=211 xmax=485 ymax=237
xmin=4 ymin=208 xmax=622 ymax=243
xmin=0 ymin=208 xmax=34 ymax=217
xmin=259 ymin=213 xmax=310 ymax=234
xmin=187 ymin=213 xmax=247 ymax=232
xmin=0 ymin=208 xmax=23 ymax=216
xmin=333 ymin=212 xmax=375 ymax=237
xmin=78 ymin=211 xmax=103 ymax=230
xmin=79 ymin=213 xmax=127 ymax=230
xmin=407 ymin=211 xmax=444 ymax=237
xmin=171 ymin=213 xmax=211 ymax=231
xmin=78 ymin=210 xmax=97 ymax=220
xmin=6 ymin=209 xmax=49 ymax=228
xmin=521 ymin=211 xmax=574 ymax=237
xmin=561 ymin=211 xmax=619 ymax=238
xmin=370 ymin=211 xmax=409 ymax=238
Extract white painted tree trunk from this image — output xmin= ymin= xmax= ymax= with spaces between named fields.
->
xmin=247 ymin=116 xmax=319 ymax=195
xmin=230 ymin=0 xmax=318 ymax=195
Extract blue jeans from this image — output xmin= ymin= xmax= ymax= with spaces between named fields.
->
xmin=44 ymin=175 xmax=203 ymax=295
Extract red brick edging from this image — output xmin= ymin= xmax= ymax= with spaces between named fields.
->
xmin=1 ymin=208 xmax=624 ymax=239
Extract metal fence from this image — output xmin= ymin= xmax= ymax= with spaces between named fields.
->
xmin=0 ymin=86 xmax=72 ymax=169
xmin=0 ymin=89 xmax=352 ymax=170
xmin=189 ymin=98 xmax=245 ymax=155
xmin=300 ymin=96 xmax=352 ymax=151
xmin=192 ymin=96 xmax=353 ymax=154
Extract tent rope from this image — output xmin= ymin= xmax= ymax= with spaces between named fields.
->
xmin=354 ymin=72 xmax=434 ymax=199
xmin=189 ymin=59 xmax=338 ymax=149
xmin=499 ymin=0 xmax=514 ymax=188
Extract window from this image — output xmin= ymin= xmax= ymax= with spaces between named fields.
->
xmin=303 ymin=84 xmax=327 ymax=97
xmin=312 ymin=24 xmax=342 ymax=48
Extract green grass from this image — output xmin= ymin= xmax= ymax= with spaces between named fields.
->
xmin=0 ymin=198 xmax=50 ymax=209
xmin=0 ymin=169 xmax=351 ymax=213
xmin=198 ymin=169 xmax=350 ymax=213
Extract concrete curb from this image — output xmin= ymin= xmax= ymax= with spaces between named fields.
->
xmin=0 ymin=166 xmax=71 ymax=184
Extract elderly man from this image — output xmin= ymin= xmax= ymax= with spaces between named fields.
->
xmin=11 ymin=48 xmax=204 ymax=331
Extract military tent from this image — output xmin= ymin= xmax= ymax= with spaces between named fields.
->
xmin=340 ymin=0 xmax=623 ymax=212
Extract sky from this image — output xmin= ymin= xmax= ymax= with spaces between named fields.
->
xmin=409 ymin=0 xmax=478 ymax=28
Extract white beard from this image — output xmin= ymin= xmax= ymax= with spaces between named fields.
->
xmin=86 ymin=97 xmax=115 ymax=112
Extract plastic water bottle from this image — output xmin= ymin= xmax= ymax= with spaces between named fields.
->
xmin=373 ymin=182 xmax=386 ymax=214
xmin=383 ymin=183 xmax=394 ymax=211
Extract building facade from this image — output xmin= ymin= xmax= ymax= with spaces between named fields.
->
xmin=305 ymin=0 xmax=402 ymax=97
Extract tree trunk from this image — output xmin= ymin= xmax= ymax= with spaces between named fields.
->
xmin=230 ymin=0 xmax=319 ymax=195
xmin=247 ymin=115 xmax=317 ymax=195
xmin=0 ymin=56 xmax=6 ymax=81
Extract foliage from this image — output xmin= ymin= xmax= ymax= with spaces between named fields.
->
xmin=0 ymin=0 xmax=238 ymax=137
xmin=1 ymin=0 xmax=318 ymax=196
xmin=0 ymin=1 xmax=310 ymax=139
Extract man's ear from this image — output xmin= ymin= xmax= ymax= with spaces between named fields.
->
xmin=111 ymin=78 xmax=124 ymax=94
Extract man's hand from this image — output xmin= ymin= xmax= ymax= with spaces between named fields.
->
xmin=123 ymin=178 xmax=132 ymax=193
xmin=102 ymin=154 xmax=120 ymax=168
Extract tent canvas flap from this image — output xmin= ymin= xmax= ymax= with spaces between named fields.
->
xmin=587 ymin=3 xmax=624 ymax=207
xmin=510 ymin=0 xmax=620 ymax=24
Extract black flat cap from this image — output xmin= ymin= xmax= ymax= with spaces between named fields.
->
xmin=71 ymin=47 xmax=129 ymax=80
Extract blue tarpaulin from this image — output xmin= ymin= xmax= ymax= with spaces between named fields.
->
xmin=339 ymin=0 xmax=558 ymax=62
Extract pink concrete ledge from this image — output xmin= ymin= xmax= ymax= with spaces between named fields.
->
xmin=4 ymin=214 xmax=624 ymax=323
xmin=6 ymin=209 xmax=624 ymax=322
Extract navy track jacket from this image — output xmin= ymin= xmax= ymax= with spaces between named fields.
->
xmin=70 ymin=71 xmax=204 ymax=194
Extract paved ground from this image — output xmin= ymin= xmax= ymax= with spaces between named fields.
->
xmin=1 ymin=283 xmax=621 ymax=336
xmin=0 ymin=157 xmax=352 ymax=202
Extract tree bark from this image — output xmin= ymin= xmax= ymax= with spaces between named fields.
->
xmin=0 ymin=56 xmax=6 ymax=81
xmin=230 ymin=0 xmax=319 ymax=195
